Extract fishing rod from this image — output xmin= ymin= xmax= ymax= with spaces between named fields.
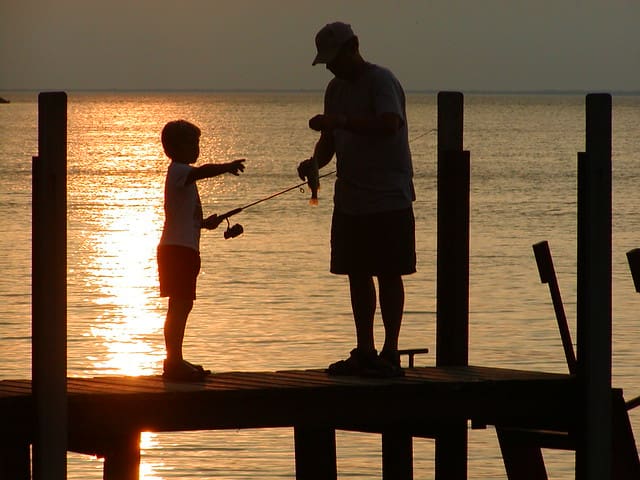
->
xmin=216 ymin=170 xmax=336 ymax=238
xmin=217 ymin=127 xmax=436 ymax=238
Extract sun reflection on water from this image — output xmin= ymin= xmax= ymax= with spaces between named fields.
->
xmin=79 ymin=188 xmax=166 ymax=377
xmin=139 ymin=432 xmax=164 ymax=480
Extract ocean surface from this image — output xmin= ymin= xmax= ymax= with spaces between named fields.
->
xmin=0 ymin=91 xmax=639 ymax=479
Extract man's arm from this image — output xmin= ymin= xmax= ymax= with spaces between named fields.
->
xmin=309 ymin=112 xmax=402 ymax=137
xmin=313 ymin=131 xmax=335 ymax=168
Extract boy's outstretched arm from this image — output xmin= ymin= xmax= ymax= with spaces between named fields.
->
xmin=187 ymin=159 xmax=246 ymax=184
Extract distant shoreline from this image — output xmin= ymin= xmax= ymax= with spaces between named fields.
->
xmin=1 ymin=89 xmax=639 ymax=96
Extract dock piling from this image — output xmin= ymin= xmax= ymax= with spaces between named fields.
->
xmin=576 ymin=93 xmax=612 ymax=480
xmin=435 ymin=91 xmax=470 ymax=480
xmin=32 ymin=91 xmax=68 ymax=480
xmin=382 ymin=431 xmax=413 ymax=479
xmin=294 ymin=426 xmax=337 ymax=480
xmin=102 ymin=432 xmax=141 ymax=480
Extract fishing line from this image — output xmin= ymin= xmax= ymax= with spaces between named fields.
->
xmin=409 ymin=128 xmax=437 ymax=144
xmin=217 ymin=127 xmax=435 ymax=239
xmin=218 ymin=170 xmax=335 ymax=219
xmin=239 ymin=170 xmax=336 ymax=212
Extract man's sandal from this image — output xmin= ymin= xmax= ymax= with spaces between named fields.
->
xmin=327 ymin=348 xmax=404 ymax=378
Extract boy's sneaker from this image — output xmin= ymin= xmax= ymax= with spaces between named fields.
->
xmin=162 ymin=359 xmax=211 ymax=382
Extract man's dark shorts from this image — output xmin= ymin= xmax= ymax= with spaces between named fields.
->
xmin=157 ymin=245 xmax=201 ymax=300
xmin=330 ymin=207 xmax=416 ymax=276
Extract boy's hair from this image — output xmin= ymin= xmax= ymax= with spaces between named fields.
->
xmin=161 ymin=120 xmax=201 ymax=159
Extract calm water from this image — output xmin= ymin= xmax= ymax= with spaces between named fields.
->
xmin=0 ymin=91 xmax=639 ymax=479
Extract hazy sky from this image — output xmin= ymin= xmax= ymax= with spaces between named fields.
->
xmin=2 ymin=0 xmax=639 ymax=92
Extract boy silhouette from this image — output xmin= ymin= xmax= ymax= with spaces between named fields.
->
xmin=158 ymin=120 xmax=245 ymax=381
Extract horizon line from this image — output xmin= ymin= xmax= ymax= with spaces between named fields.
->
xmin=1 ymin=88 xmax=639 ymax=96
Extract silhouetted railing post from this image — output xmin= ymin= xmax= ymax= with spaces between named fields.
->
xmin=576 ymin=93 xmax=612 ymax=480
xmin=32 ymin=91 xmax=68 ymax=479
xmin=532 ymin=240 xmax=577 ymax=374
xmin=435 ymin=91 xmax=469 ymax=480
xmin=626 ymin=248 xmax=640 ymax=292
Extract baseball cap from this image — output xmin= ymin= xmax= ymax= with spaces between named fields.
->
xmin=312 ymin=22 xmax=355 ymax=66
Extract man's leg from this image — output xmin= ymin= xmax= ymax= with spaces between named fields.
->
xmin=348 ymin=274 xmax=377 ymax=353
xmin=164 ymin=296 xmax=193 ymax=363
xmin=378 ymin=274 xmax=405 ymax=354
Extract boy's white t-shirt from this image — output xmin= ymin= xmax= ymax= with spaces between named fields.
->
xmin=159 ymin=161 xmax=203 ymax=252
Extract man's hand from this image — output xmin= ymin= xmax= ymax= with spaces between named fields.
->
xmin=226 ymin=159 xmax=246 ymax=176
xmin=297 ymin=158 xmax=314 ymax=181
xmin=202 ymin=214 xmax=223 ymax=230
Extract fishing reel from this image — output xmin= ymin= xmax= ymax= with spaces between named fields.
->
xmin=224 ymin=219 xmax=243 ymax=239
xmin=214 ymin=209 xmax=243 ymax=239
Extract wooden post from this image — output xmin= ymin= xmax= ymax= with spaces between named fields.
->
xmin=382 ymin=431 xmax=413 ymax=479
xmin=294 ymin=426 xmax=337 ymax=480
xmin=532 ymin=241 xmax=577 ymax=374
xmin=497 ymin=428 xmax=548 ymax=480
xmin=32 ymin=91 xmax=68 ymax=479
xmin=436 ymin=91 xmax=468 ymax=365
xmin=576 ymin=93 xmax=612 ymax=480
xmin=626 ymin=248 xmax=640 ymax=292
xmin=102 ymin=432 xmax=141 ymax=480
xmin=435 ymin=91 xmax=469 ymax=479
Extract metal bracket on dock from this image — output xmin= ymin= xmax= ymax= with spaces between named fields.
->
xmin=398 ymin=348 xmax=429 ymax=368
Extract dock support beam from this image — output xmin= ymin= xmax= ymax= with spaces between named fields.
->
xmin=0 ymin=441 xmax=31 ymax=480
xmin=576 ymin=93 xmax=612 ymax=480
xmin=435 ymin=91 xmax=469 ymax=480
xmin=32 ymin=91 xmax=68 ymax=480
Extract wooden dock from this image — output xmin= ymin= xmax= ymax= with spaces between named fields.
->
xmin=0 ymin=365 xmax=578 ymax=479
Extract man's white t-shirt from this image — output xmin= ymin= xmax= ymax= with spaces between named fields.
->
xmin=324 ymin=63 xmax=414 ymax=215
xmin=159 ymin=161 xmax=203 ymax=252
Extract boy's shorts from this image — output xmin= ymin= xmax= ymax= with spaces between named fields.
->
xmin=157 ymin=245 xmax=201 ymax=300
xmin=330 ymin=207 xmax=416 ymax=276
